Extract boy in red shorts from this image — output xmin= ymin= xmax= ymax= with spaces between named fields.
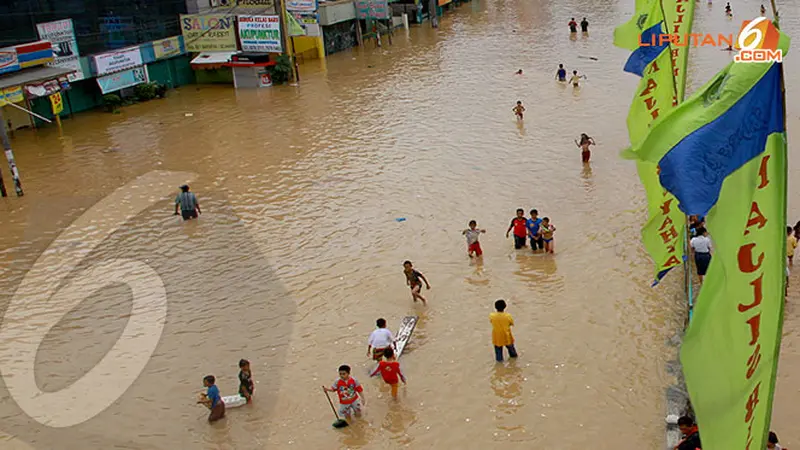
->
xmin=462 ymin=220 xmax=486 ymax=257
xmin=369 ymin=347 xmax=406 ymax=399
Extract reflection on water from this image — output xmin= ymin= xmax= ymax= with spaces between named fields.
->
xmin=1 ymin=0 xmax=800 ymax=448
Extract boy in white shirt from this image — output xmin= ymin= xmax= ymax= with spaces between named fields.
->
xmin=367 ymin=318 xmax=395 ymax=361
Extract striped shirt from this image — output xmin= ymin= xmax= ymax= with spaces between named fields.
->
xmin=175 ymin=192 xmax=198 ymax=212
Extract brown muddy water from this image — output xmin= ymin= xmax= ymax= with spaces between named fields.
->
xmin=1 ymin=0 xmax=800 ymax=448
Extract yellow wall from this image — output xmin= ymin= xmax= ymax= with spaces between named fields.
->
xmin=292 ymin=36 xmax=325 ymax=60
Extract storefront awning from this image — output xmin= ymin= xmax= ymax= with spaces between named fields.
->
xmin=0 ymin=66 xmax=75 ymax=90
xmin=190 ymin=52 xmax=237 ymax=69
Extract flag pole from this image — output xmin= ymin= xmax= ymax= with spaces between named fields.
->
xmin=657 ymin=0 xmax=695 ymax=319
xmin=765 ymin=0 xmax=788 ymax=440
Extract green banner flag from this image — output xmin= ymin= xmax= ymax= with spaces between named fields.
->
xmin=623 ymin=32 xmax=790 ymax=165
xmin=622 ymin=41 xmax=788 ymax=447
xmin=287 ymin=12 xmax=306 ymax=37
xmin=661 ymin=0 xmax=695 ymax=101
xmin=613 ymin=0 xmax=651 ymax=51
xmin=616 ymin=0 xmax=685 ymax=284
xmin=682 ymin=130 xmax=786 ymax=450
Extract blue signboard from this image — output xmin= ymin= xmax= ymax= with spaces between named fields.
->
xmin=96 ymin=66 xmax=148 ymax=94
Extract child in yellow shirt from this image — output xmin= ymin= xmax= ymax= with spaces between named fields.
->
xmin=489 ymin=299 xmax=518 ymax=362
xmin=788 ymin=226 xmax=797 ymax=266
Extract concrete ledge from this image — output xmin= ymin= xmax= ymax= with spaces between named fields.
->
xmin=319 ymin=1 xmax=356 ymax=26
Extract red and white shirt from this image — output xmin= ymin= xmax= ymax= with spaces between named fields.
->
xmin=331 ymin=377 xmax=363 ymax=404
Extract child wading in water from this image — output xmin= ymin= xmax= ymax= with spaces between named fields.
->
xmin=513 ymin=101 xmax=525 ymax=120
xmin=238 ymin=359 xmax=254 ymax=403
xmin=506 ymin=208 xmax=528 ymax=249
xmin=197 ymin=375 xmax=226 ymax=423
xmin=323 ymin=365 xmax=366 ymax=421
xmin=403 ymin=260 xmax=431 ymax=304
xmin=462 ymin=220 xmax=486 ymax=257
xmin=575 ymin=133 xmax=595 ymax=163
xmin=369 ymin=347 xmax=406 ymax=399
xmin=569 ymin=70 xmax=586 ymax=88
xmin=538 ymin=217 xmax=556 ymax=253
xmin=489 ymin=299 xmax=517 ymax=362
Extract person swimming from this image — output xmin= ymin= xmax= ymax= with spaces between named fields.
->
xmin=555 ymin=64 xmax=567 ymax=82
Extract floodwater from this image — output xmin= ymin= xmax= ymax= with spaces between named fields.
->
xmin=1 ymin=0 xmax=799 ymax=448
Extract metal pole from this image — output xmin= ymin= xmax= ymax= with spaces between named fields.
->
xmin=0 ymin=108 xmax=23 ymax=196
xmin=290 ymin=36 xmax=300 ymax=82
xmin=429 ymin=0 xmax=438 ymax=28
xmin=355 ymin=17 xmax=364 ymax=47
xmin=277 ymin=0 xmax=298 ymax=82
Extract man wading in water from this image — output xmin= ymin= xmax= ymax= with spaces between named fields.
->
xmin=174 ymin=184 xmax=201 ymax=220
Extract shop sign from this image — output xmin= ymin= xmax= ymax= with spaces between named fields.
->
xmin=356 ymin=0 xmax=389 ymax=20
xmin=0 ymin=48 xmax=20 ymax=75
xmin=153 ymin=36 xmax=182 ymax=60
xmin=36 ymin=19 xmax=85 ymax=81
xmin=96 ymin=66 xmax=148 ymax=94
xmin=180 ymin=14 xmax=237 ymax=52
xmin=238 ymin=16 xmax=283 ymax=53
xmin=0 ymin=86 xmax=24 ymax=104
xmin=93 ymin=47 xmax=143 ymax=76
xmin=287 ymin=0 xmax=317 ymax=12
xmin=49 ymin=92 xmax=64 ymax=115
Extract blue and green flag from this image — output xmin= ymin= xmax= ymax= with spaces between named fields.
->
xmin=615 ymin=0 xmax=685 ymax=285
xmin=624 ymin=32 xmax=789 ymax=448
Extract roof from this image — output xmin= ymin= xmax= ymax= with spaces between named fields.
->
xmin=0 ymin=66 xmax=75 ymax=90
xmin=190 ymin=52 xmax=237 ymax=67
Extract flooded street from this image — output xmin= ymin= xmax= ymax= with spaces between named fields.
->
xmin=1 ymin=0 xmax=800 ymax=448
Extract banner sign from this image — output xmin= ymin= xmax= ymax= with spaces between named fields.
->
xmin=49 ymin=92 xmax=63 ymax=115
xmin=96 ymin=66 xmax=148 ymax=94
xmin=180 ymin=14 xmax=237 ymax=52
xmin=356 ymin=0 xmax=389 ymax=20
xmin=238 ymin=16 xmax=283 ymax=53
xmin=236 ymin=0 xmax=276 ymax=13
xmin=662 ymin=0 xmax=696 ymax=102
xmin=36 ymin=19 xmax=84 ymax=81
xmin=93 ymin=47 xmax=143 ymax=76
xmin=0 ymin=86 xmax=23 ymax=104
xmin=0 ymin=48 xmax=19 ymax=75
xmin=15 ymin=41 xmax=53 ymax=68
xmin=152 ymin=36 xmax=182 ymax=60
xmin=287 ymin=0 xmax=317 ymax=12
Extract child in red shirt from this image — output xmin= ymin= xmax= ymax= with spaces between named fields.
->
xmin=322 ymin=365 xmax=366 ymax=420
xmin=369 ymin=348 xmax=406 ymax=398
xmin=506 ymin=208 xmax=528 ymax=249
